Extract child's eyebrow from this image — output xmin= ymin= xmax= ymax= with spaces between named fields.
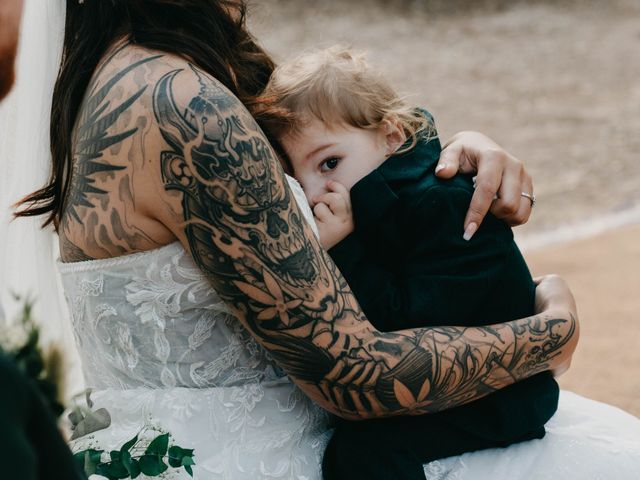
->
xmin=306 ymin=143 xmax=336 ymax=161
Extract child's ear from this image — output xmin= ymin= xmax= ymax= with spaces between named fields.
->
xmin=381 ymin=116 xmax=406 ymax=155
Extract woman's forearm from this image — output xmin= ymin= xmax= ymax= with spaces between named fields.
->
xmin=273 ymin=285 xmax=576 ymax=420
xmin=149 ymin=59 xmax=578 ymax=420
xmin=366 ymin=309 xmax=576 ymax=418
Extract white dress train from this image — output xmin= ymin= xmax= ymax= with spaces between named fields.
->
xmin=59 ymin=176 xmax=640 ymax=479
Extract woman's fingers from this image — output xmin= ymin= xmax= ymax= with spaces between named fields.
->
xmin=463 ymin=150 xmax=504 ymax=239
xmin=491 ymin=156 xmax=531 ymax=225
xmin=435 ymin=140 xmax=464 ymax=179
xmin=438 ymin=131 xmax=535 ymax=237
xmin=534 ymin=274 xmax=578 ymax=318
xmin=500 ymin=169 xmax=533 ymax=226
xmin=533 ymin=275 xmax=580 ymax=374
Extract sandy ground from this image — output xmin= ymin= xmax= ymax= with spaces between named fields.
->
xmin=249 ymin=0 xmax=640 ymax=237
xmin=250 ymin=1 xmax=640 ymax=416
xmin=526 ymin=225 xmax=640 ymax=417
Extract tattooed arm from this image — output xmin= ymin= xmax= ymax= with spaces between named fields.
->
xmin=143 ymin=59 xmax=577 ymax=420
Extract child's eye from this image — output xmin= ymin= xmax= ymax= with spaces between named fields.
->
xmin=320 ymin=157 xmax=341 ymax=172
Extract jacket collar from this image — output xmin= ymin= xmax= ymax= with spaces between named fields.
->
xmin=349 ymin=134 xmax=441 ymax=230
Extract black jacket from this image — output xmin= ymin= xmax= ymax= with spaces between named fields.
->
xmin=0 ymin=352 xmax=86 ymax=480
xmin=327 ymin=118 xmax=558 ymax=446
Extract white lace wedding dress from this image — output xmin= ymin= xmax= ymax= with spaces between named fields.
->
xmin=59 ymin=177 xmax=640 ymax=479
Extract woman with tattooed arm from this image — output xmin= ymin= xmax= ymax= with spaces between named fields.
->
xmin=15 ymin=1 xmax=640 ymax=479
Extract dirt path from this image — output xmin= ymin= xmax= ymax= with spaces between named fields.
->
xmin=250 ymin=1 xmax=640 ymax=239
xmin=250 ymin=1 xmax=640 ymax=416
xmin=526 ymin=224 xmax=640 ymax=417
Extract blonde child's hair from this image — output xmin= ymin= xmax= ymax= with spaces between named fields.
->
xmin=252 ymin=45 xmax=433 ymax=162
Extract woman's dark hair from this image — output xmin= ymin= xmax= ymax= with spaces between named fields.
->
xmin=14 ymin=0 xmax=276 ymax=229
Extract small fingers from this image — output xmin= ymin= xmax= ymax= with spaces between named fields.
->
xmin=315 ymin=191 xmax=350 ymax=216
xmin=326 ymin=180 xmax=350 ymax=199
xmin=313 ymin=202 xmax=333 ymax=222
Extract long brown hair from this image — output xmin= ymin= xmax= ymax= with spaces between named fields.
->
xmin=14 ymin=0 xmax=275 ymax=230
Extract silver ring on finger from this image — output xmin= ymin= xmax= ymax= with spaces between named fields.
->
xmin=521 ymin=192 xmax=536 ymax=208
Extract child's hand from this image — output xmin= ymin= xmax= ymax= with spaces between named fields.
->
xmin=312 ymin=180 xmax=354 ymax=250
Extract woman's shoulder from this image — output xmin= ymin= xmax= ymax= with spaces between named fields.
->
xmin=92 ymin=42 xmax=243 ymax=109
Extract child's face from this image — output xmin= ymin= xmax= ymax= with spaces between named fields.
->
xmin=281 ymin=117 xmax=391 ymax=206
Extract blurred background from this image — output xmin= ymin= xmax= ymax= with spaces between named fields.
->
xmin=0 ymin=0 xmax=638 ymax=416
xmin=248 ymin=0 xmax=640 ymax=415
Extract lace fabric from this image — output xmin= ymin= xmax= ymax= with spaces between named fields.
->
xmin=422 ymin=391 xmax=640 ymax=479
xmin=60 ymin=176 xmax=333 ymax=479
xmin=59 ymin=176 xmax=640 ymax=479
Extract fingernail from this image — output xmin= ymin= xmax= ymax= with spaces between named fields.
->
xmin=463 ymin=222 xmax=478 ymax=241
xmin=435 ymin=163 xmax=447 ymax=173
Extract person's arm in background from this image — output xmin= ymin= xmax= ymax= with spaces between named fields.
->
xmin=140 ymin=59 xmax=577 ymax=420
xmin=0 ymin=353 xmax=87 ymax=480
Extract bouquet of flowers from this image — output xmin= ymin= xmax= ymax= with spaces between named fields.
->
xmin=73 ymin=427 xmax=196 ymax=479
xmin=0 ymin=296 xmax=65 ymax=418
xmin=0 ymin=297 xmax=196 ymax=479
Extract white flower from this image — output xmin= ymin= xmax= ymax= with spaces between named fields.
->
xmin=0 ymin=324 xmax=28 ymax=352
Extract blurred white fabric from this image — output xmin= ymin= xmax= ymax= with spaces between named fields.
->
xmin=0 ymin=0 xmax=83 ymax=396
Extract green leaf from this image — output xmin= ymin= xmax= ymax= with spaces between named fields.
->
xmin=96 ymin=460 xmax=129 ymax=479
xmin=184 ymin=464 xmax=194 ymax=477
xmin=110 ymin=450 xmax=121 ymax=462
xmin=120 ymin=434 xmax=138 ymax=454
xmin=121 ymin=451 xmax=141 ymax=479
xmin=139 ymin=454 xmax=168 ymax=476
xmin=74 ymin=449 xmax=103 ymax=476
xmin=145 ymin=433 xmax=169 ymax=457
xmin=88 ymin=449 xmax=103 ymax=464
xmin=167 ymin=446 xmax=183 ymax=468
xmin=168 ymin=445 xmax=196 ymax=469
xmin=73 ymin=451 xmax=85 ymax=469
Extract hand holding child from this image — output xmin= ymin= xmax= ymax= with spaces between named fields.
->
xmin=312 ymin=181 xmax=354 ymax=250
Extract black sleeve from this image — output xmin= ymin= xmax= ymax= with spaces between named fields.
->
xmin=329 ymin=182 xmax=523 ymax=330
xmin=0 ymin=354 xmax=87 ymax=480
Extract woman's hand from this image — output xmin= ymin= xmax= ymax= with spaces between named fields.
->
xmin=534 ymin=274 xmax=580 ymax=377
xmin=436 ymin=131 xmax=534 ymax=239
xmin=534 ymin=274 xmax=577 ymax=318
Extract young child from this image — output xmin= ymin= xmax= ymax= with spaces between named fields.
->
xmin=255 ymin=46 xmax=558 ymax=480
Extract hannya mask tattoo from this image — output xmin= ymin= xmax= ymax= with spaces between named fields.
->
xmin=153 ymin=67 xmax=321 ymax=302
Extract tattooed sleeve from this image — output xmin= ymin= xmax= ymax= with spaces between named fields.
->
xmin=70 ymin=52 xmax=576 ymax=420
